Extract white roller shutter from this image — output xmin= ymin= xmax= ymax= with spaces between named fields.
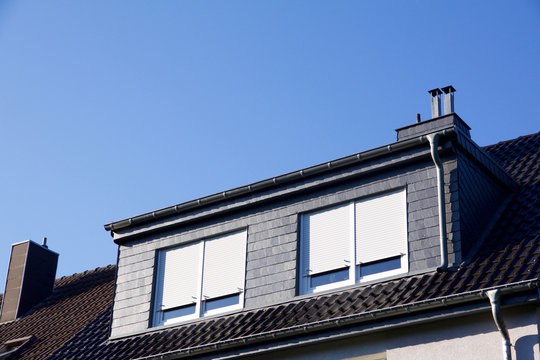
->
xmin=202 ymin=230 xmax=247 ymax=299
xmin=159 ymin=241 xmax=201 ymax=309
xmin=303 ymin=203 xmax=351 ymax=275
xmin=355 ymin=188 xmax=407 ymax=264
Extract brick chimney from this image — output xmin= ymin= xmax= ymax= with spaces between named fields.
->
xmin=0 ymin=240 xmax=58 ymax=322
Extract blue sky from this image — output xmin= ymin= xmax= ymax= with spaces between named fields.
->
xmin=0 ymin=1 xmax=539 ymax=292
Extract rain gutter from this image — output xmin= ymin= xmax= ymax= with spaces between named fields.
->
xmin=105 ymin=128 xmax=456 ymax=234
xmin=133 ymin=279 xmax=539 ymax=360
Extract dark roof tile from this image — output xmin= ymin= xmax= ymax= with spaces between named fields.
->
xmin=0 ymin=265 xmax=116 ymax=360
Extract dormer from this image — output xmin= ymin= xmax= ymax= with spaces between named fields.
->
xmin=105 ymin=87 xmax=517 ymax=338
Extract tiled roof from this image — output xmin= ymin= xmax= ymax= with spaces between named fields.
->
xmin=2 ymin=132 xmax=537 ymax=360
xmin=46 ymin=132 xmax=540 ymax=360
xmin=0 ymin=266 xmax=116 ymax=360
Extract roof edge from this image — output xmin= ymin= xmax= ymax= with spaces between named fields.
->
xmin=454 ymin=127 xmax=519 ymax=190
xmin=395 ymin=113 xmax=471 ymax=133
xmin=133 ymin=279 xmax=539 ymax=360
xmin=105 ymin=128 xmax=456 ymax=233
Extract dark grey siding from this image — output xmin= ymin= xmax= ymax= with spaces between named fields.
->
xmin=395 ymin=114 xmax=471 ymax=142
xmin=456 ymin=151 xmax=509 ymax=258
xmin=110 ymin=116 xmax=518 ymax=339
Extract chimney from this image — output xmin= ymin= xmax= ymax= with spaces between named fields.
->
xmin=395 ymin=86 xmax=470 ymax=141
xmin=428 ymin=88 xmax=443 ymax=118
xmin=441 ymin=85 xmax=456 ymax=115
xmin=0 ymin=240 xmax=58 ymax=322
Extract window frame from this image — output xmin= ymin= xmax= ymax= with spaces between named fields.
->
xmin=152 ymin=229 xmax=247 ymax=327
xmin=300 ymin=188 xmax=408 ymax=295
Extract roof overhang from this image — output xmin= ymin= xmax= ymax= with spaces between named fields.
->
xmin=131 ymin=279 xmax=539 ymax=360
xmin=105 ymin=116 xmax=517 ymax=244
xmin=106 ymin=128 xmax=455 ymax=242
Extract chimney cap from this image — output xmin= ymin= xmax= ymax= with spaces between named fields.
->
xmin=441 ymin=85 xmax=456 ymax=94
xmin=428 ymin=88 xmax=443 ymax=96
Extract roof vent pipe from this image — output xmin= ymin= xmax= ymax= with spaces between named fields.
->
xmin=428 ymin=88 xmax=443 ymax=118
xmin=441 ymin=85 xmax=456 ymax=115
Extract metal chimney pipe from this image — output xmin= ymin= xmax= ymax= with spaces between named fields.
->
xmin=441 ymin=85 xmax=456 ymax=115
xmin=428 ymin=88 xmax=443 ymax=118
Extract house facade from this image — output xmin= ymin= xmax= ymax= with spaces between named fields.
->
xmin=97 ymin=88 xmax=538 ymax=359
xmin=1 ymin=88 xmax=539 ymax=359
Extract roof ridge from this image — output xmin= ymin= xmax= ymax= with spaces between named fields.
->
xmin=54 ymin=264 xmax=116 ymax=285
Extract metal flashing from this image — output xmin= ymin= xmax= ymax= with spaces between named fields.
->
xmin=395 ymin=113 xmax=471 ymax=133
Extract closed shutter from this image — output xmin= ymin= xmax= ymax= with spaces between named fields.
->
xmin=355 ymin=188 xmax=407 ymax=264
xmin=159 ymin=241 xmax=201 ymax=309
xmin=303 ymin=203 xmax=351 ymax=275
xmin=202 ymin=230 xmax=247 ymax=299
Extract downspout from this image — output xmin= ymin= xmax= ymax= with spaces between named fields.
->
xmin=487 ymin=289 xmax=512 ymax=360
xmin=427 ymin=133 xmax=448 ymax=271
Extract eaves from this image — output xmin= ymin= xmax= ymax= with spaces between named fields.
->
xmin=133 ymin=279 xmax=539 ymax=360
xmin=106 ymin=127 xmax=457 ymax=243
xmin=106 ymin=116 xmax=518 ymax=244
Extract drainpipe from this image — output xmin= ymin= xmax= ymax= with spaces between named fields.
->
xmin=487 ymin=289 xmax=512 ymax=360
xmin=427 ymin=133 xmax=448 ymax=271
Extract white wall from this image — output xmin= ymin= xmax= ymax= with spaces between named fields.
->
xmin=249 ymin=305 xmax=539 ymax=360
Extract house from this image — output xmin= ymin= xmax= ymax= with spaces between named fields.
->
xmin=1 ymin=87 xmax=538 ymax=359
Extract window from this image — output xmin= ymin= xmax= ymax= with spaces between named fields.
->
xmin=300 ymin=188 xmax=408 ymax=294
xmin=153 ymin=229 xmax=247 ymax=326
xmin=0 ymin=336 xmax=34 ymax=359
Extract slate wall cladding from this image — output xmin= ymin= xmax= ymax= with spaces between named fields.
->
xmin=110 ymin=149 xmax=454 ymax=338
xmin=443 ymin=156 xmax=461 ymax=266
xmin=456 ymin=150 xmax=508 ymax=258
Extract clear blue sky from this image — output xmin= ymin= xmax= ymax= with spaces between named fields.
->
xmin=0 ymin=1 xmax=539 ymax=292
